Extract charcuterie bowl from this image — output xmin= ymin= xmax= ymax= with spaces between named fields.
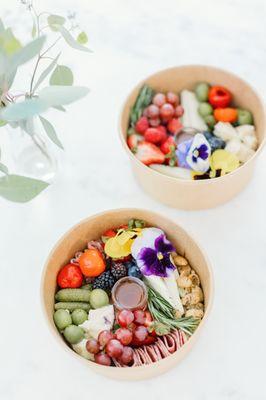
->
xmin=41 ymin=208 xmax=214 ymax=380
xmin=119 ymin=65 xmax=266 ymax=210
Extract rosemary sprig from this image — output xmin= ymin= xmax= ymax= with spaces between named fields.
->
xmin=147 ymin=286 xmax=200 ymax=336
xmin=128 ymin=84 xmax=154 ymax=130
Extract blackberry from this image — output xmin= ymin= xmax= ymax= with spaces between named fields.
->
xmin=111 ymin=262 xmax=127 ymax=280
xmin=92 ymin=271 xmax=115 ymax=291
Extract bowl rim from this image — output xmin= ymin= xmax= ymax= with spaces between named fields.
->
xmin=118 ymin=64 xmax=266 ymax=186
xmin=40 ymin=207 xmax=214 ymax=374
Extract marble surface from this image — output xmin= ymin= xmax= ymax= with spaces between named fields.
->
xmin=1 ymin=0 xmax=266 ymax=399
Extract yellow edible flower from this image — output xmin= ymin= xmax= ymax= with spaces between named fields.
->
xmin=104 ymin=228 xmax=142 ymax=258
xmin=210 ymin=149 xmax=239 ymax=177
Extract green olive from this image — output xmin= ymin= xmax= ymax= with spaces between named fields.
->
xmin=71 ymin=309 xmax=88 ymax=325
xmin=204 ymin=115 xmax=216 ymax=129
xmin=198 ymin=102 xmax=213 ymax=117
xmin=237 ymin=109 xmax=253 ymax=125
xmin=53 ymin=309 xmax=72 ymax=331
xmin=89 ymin=289 xmax=109 ymax=309
xmin=63 ymin=325 xmax=84 ymax=344
xmin=195 ymin=82 xmax=210 ymax=102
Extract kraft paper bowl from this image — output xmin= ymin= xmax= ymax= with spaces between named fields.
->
xmin=119 ymin=65 xmax=266 ymax=210
xmin=41 ymin=208 xmax=214 ymax=380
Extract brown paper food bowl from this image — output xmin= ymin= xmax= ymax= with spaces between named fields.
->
xmin=119 ymin=65 xmax=266 ymax=210
xmin=41 ymin=208 xmax=214 ymax=380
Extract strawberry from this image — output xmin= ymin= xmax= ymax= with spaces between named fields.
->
xmin=144 ymin=128 xmax=162 ymax=144
xmin=160 ymin=136 xmax=176 ymax=154
xmin=135 ymin=141 xmax=165 ymax=166
xmin=127 ymin=133 xmax=142 ymax=150
xmin=135 ymin=116 xmax=149 ymax=134
xmin=157 ymin=125 xmax=167 ymax=142
xmin=167 ymin=118 xmax=183 ymax=134
xmin=144 ymin=126 xmax=167 ymax=144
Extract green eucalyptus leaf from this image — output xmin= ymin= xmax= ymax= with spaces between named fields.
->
xmin=58 ymin=26 xmax=91 ymax=52
xmin=39 ymin=115 xmax=63 ymax=149
xmin=32 ymin=20 xmax=37 ymax=38
xmin=0 ymin=28 xmax=22 ymax=55
xmin=39 ymin=85 xmax=89 ymax=106
xmin=77 ymin=32 xmax=88 ymax=44
xmin=48 ymin=15 xmax=65 ymax=31
xmin=0 ymin=98 xmax=48 ymax=121
xmin=0 ymin=162 xmax=8 ymax=174
xmin=52 ymin=105 xmax=66 ymax=112
xmin=33 ymin=53 xmax=60 ymax=92
xmin=7 ymin=36 xmax=46 ymax=80
xmin=0 ymin=174 xmax=49 ymax=202
xmin=0 ymin=119 xmax=7 ymax=127
xmin=49 ymin=65 xmax=73 ymax=86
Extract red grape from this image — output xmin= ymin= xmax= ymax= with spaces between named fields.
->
xmin=115 ymin=328 xmax=133 ymax=345
xmin=133 ymin=326 xmax=148 ymax=342
xmin=106 ymin=339 xmax=124 ymax=358
xmin=143 ymin=107 xmax=149 ymax=117
xmin=149 ymin=117 xmax=161 ymax=127
xmin=119 ymin=346 xmax=134 ymax=365
xmin=160 ymin=103 xmax=175 ymax=120
xmin=94 ymin=352 xmax=111 ymax=366
xmin=133 ymin=310 xmax=146 ymax=325
xmin=98 ymin=330 xmax=114 ymax=348
xmin=117 ymin=310 xmax=134 ymax=327
xmin=147 ymin=104 xmax=159 ymax=118
xmin=153 ymin=93 xmax=166 ymax=107
xmin=166 ymin=92 xmax=179 ymax=106
xmin=175 ymin=105 xmax=184 ymax=118
xmin=86 ymin=339 xmax=100 ymax=354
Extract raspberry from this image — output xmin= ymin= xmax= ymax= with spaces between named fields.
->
xmin=111 ymin=263 xmax=127 ymax=280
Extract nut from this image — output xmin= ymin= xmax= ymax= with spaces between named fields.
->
xmin=174 ymin=254 xmax=188 ymax=267
xmin=185 ymin=308 xmax=204 ymax=319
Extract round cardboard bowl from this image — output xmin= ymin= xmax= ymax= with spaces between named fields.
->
xmin=41 ymin=208 xmax=214 ymax=380
xmin=119 ymin=65 xmax=266 ymax=210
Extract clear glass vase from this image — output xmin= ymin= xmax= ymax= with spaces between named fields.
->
xmin=7 ymin=118 xmax=58 ymax=182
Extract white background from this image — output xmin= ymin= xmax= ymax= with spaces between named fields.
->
xmin=1 ymin=0 xmax=266 ymax=399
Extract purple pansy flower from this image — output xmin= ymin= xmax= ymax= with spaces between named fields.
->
xmin=176 ymin=138 xmax=193 ymax=169
xmin=131 ymin=228 xmax=176 ymax=277
xmin=186 ymin=133 xmax=211 ymax=172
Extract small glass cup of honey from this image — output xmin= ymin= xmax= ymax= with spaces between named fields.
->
xmin=111 ymin=276 xmax=148 ymax=311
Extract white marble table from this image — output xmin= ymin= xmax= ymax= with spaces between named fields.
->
xmin=1 ymin=0 xmax=266 ymax=399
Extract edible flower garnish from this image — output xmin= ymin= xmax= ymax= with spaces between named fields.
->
xmin=131 ymin=228 xmax=175 ymax=277
xmin=209 ymin=149 xmax=239 ymax=177
xmin=132 ymin=228 xmax=184 ymax=313
xmin=186 ymin=133 xmax=211 ymax=172
xmin=105 ymin=228 xmax=142 ymax=259
xmin=176 ymin=138 xmax=193 ymax=169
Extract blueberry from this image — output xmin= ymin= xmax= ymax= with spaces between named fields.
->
xmin=125 ymin=261 xmax=137 ymax=270
xmin=128 ymin=265 xmax=142 ymax=279
xmin=203 ymin=131 xmax=225 ymax=152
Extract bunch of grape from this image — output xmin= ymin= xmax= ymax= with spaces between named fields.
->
xmin=86 ymin=309 xmax=156 ymax=366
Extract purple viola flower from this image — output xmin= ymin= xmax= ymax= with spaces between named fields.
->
xmin=186 ymin=133 xmax=211 ymax=173
xmin=191 ymin=143 xmax=209 ymax=162
xmin=132 ymin=229 xmax=176 ymax=277
xmin=176 ymin=138 xmax=193 ymax=169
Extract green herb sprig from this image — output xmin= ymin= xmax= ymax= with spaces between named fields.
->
xmin=128 ymin=84 xmax=154 ymax=133
xmin=147 ymin=286 xmax=200 ymax=336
